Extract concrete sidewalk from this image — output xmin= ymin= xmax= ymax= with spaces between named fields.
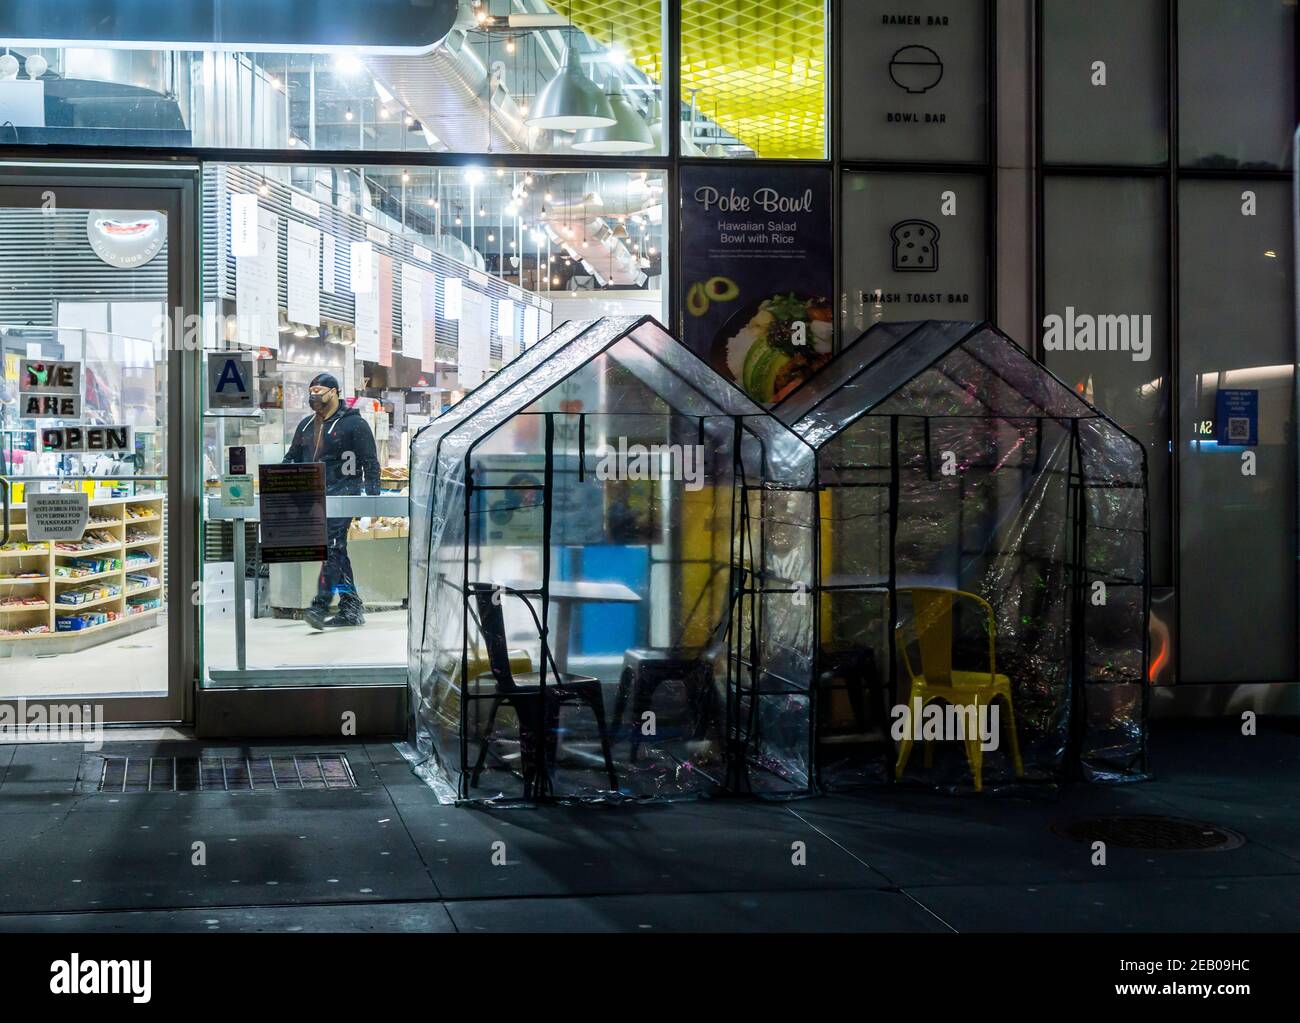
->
xmin=0 ymin=720 xmax=1295 ymax=932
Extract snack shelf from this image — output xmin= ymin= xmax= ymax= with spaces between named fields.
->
xmin=0 ymin=495 xmax=165 ymax=648
xmin=54 ymin=570 xmax=120 ymax=584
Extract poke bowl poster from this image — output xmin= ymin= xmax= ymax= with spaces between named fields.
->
xmin=679 ymin=164 xmax=834 ymax=405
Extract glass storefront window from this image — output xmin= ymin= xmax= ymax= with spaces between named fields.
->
xmin=678 ymin=0 xmax=828 ymax=159
xmin=0 ymin=2 xmax=668 ymax=158
xmin=841 ymin=0 xmax=988 ymax=163
xmin=1177 ymin=0 xmax=1296 ymax=171
xmin=1177 ymin=179 xmax=1294 ymax=681
xmin=1042 ymin=175 xmax=1170 ymax=583
xmin=199 ymin=161 xmax=666 ymax=686
xmin=1041 ymin=0 xmax=1168 ymax=166
xmin=1 ymin=200 xmax=173 ymax=701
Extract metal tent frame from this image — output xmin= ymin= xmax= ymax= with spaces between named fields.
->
xmin=772 ymin=319 xmax=1151 ymax=791
xmin=406 ymin=315 xmax=816 ymax=803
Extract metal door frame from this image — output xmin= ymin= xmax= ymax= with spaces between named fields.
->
xmin=0 ymin=161 xmax=201 ymax=725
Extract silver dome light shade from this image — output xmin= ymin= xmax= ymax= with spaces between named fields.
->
xmin=572 ymin=80 xmax=654 ymax=153
xmin=526 ymin=46 xmax=615 ymax=131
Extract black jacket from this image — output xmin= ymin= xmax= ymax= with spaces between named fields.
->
xmin=284 ymin=405 xmax=382 ymax=496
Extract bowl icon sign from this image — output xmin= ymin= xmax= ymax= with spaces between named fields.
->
xmin=889 ymin=45 xmax=944 ymax=94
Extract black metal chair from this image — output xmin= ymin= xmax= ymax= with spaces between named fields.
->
xmin=467 ymin=582 xmax=618 ymax=796
xmin=612 ymin=648 xmax=718 ymax=761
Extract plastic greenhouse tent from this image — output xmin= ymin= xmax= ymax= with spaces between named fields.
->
xmin=407 ymin=316 xmax=816 ymax=803
xmin=769 ymin=320 xmax=1150 ymax=791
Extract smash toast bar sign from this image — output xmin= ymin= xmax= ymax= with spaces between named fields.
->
xmin=19 ymin=359 xmax=82 ymax=420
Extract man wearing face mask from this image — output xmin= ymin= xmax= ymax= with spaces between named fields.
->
xmin=283 ymin=372 xmax=381 ymax=629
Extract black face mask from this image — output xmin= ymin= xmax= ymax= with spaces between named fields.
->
xmin=308 ymin=392 xmax=329 ymax=411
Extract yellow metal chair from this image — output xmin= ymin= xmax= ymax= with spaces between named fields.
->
xmin=894 ymin=587 xmax=1023 ymax=791
xmin=430 ymin=648 xmax=534 ymax=730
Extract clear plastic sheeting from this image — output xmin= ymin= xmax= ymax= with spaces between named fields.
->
xmin=406 ymin=316 xmax=815 ymax=803
xmin=772 ymin=320 xmax=1149 ymax=791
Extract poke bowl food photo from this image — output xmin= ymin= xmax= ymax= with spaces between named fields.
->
xmin=713 ymin=291 xmax=834 ymax=404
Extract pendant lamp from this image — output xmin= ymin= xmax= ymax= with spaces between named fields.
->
xmin=572 ymin=80 xmax=653 ymax=153
xmin=526 ymin=45 xmax=615 ymax=131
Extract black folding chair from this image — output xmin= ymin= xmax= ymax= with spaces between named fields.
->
xmin=467 ymin=582 xmax=618 ymax=796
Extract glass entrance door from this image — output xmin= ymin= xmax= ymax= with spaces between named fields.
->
xmin=0 ymin=171 xmax=197 ymax=724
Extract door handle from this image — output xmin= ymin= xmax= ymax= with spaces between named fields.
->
xmin=0 ymin=478 xmax=9 ymax=547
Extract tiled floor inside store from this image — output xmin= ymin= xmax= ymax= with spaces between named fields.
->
xmin=0 ymin=720 xmax=1296 ymax=932
xmin=5 ymin=610 xmax=407 ymax=697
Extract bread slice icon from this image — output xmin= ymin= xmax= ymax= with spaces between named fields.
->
xmin=891 ymin=219 xmax=939 ymax=272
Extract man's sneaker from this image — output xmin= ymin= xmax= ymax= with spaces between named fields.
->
xmin=304 ymin=608 xmax=327 ymax=631
xmin=323 ymin=613 xmax=365 ymax=628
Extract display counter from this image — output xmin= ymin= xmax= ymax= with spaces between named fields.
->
xmin=269 ymin=519 xmax=409 ymax=611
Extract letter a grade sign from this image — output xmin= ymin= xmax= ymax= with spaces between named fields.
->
xmin=207 ymin=352 xmax=257 ymax=413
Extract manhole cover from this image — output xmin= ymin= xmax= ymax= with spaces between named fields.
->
xmin=93 ymin=754 xmax=356 ymax=792
xmin=1052 ymin=815 xmax=1244 ymax=851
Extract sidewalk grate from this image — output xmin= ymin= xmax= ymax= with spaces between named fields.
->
xmin=1052 ymin=815 xmax=1244 ymax=851
xmin=96 ymin=754 xmax=356 ymax=792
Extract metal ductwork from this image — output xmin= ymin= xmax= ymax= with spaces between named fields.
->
xmin=364 ymin=2 xmax=531 ymax=155
xmin=537 ymin=173 xmax=659 ymax=286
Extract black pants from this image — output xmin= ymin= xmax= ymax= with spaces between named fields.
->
xmin=312 ymin=517 xmax=363 ymax=620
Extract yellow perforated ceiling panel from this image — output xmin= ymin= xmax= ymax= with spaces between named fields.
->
xmin=567 ymin=0 xmax=827 ymax=159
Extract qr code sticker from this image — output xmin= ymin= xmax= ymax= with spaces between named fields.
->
xmin=1227 ymin=417 xmax=1250 ymax=442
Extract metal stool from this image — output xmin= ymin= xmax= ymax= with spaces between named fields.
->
xmin=612 ymin=648 xmax=717 ymax=761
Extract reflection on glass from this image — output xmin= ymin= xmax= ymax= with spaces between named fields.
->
xmin=0 ymin=4 xmax=667 ymax=156
xmin=1042 ymin=0 xmax=1168 ymax=166
xmin=1177 ymin=0 xmax=1296 ymax=170
xmin=201 ymin=163 xmax=667 ymax=685
xmin=1042 ymin=176 xmax=1170 ymax=583
xmin=679 ymin=0 xmax=827 ymax=159
xmin=1177 ymin=180 xmax=1294 ymax=681
xmin=0 ymin=199 xmax=170 ymax=698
